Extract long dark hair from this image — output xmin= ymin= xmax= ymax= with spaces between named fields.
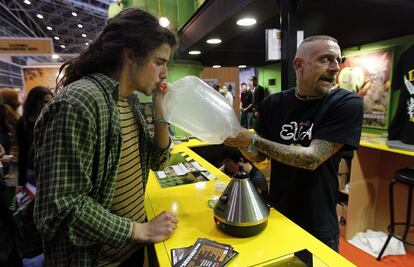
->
xmin=23 ymin=86 xmax=53 ymax=119
xmin=57 ymin=8 xmax=177 ymax=89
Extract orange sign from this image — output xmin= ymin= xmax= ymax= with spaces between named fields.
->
xmin=0 ymin=38 xmax=53 ymax=55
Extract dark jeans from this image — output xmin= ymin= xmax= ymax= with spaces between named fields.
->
xmin=295 ymin=235 xmax=339 ymax=267
xmin=240 ymin=112 xmax=252 ymax=128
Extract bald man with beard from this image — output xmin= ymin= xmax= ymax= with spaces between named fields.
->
xmin=224 ymin=35 xmax=363 ymax=252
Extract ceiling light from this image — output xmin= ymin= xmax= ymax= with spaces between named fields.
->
xmin=212 ymin=65 xmax=221 ymax=68
xmin=237 ymin=17 xmax=257 ymax=26
xmin=82 ymin=33 xmax=87 ymax=38
xmin=54 ymin=36 xmax=60 ymax=40
xmin=159 ymin=17 xmax=170 ymax=28
xmin=238 ymin=65 xmax=247 ymax=68
xmin=188 ymin=50 xmax=201 ymax=55
xmin=46 ymin=26 xmax=53 ymax=31
xmin=71 ymin=12 xmax=77 ymax=17
xmin=23 ymin=0 xmax=31 ymax=5
xmin=36 ymin=14 xmax=44 ymax=19
xmin=60 ymin=45 xmax=66 ymax=48
xmin=206 ymin=38 xmax=222 ymax=44
xmin=52 ymin=54 xmax=59 ymax=59
xmin=85 ymin=42 xmax=89 ymax=46
xmin=77 ymin=24 xmax=83 ymax=28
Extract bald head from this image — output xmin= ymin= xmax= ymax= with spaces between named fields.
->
xmin=295 ymin=35 xmax=338 ymax=59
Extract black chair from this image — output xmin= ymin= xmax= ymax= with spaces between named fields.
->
xmin=377 ymin=168 xmax=414 ymax=261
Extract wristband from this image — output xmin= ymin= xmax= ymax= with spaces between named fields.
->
xmin=154 ymin=117 xmax=169 ymax=125
xmin=247 ymin=133 xmax=258 ymax=153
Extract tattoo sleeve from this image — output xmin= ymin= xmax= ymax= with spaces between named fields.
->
xmin=253 ymin=137 xmax=343 ymax=170
xmin=239 ymin=147 xmax=267 ymax=164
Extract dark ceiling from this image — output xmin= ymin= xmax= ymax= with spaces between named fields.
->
xmin=176 ymin=0 xmax=414 ymax=67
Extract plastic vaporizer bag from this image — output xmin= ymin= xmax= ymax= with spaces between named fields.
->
xmin=162 ymin=76 xmax=241 ymax=144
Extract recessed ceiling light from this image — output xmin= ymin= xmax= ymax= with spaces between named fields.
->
xmin=71 ymin=12 xmax=77 ymax=17
xmin=36 ymin=14 xmax=44 ymax=19
xmin=188 ymin=50 xmax=201 ymax=55
xmin=52 ymin=54 xmax=59 ymax=59
xmin=159 ymin=17 xmax=170 ymax=28
xmin=238 ymin=65 xmax=247 ymax=68
xmin=54 ymin=36 xmax=60 ymax=40
xmin=46 ymin=26 xmax=53 ymax=31
xmin=212 ymin=65 xmax=221 ymax=68
xmin=82 ymin=33 xmax=87 ymax=38
xmin=206 ymin=38 xmax=222 ymax=44
xmin=23 ymin=0 xmax=31 ymax=5
xmin=85 ymin=42 xmax=89 ymax=46
xmin=60 ymin=45 xmax=66 ymax=48
xmin=237 ymin=17 xmax=257 ymax=26
xmin=77 ymin=24 xmax=83 ymax=28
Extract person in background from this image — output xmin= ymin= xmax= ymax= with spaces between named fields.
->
xmin=0 ymin=88 xmax=21 ymax=140
xmin=222 ymin=84 xmax=233 ymax=107
xmin=16 ymin=86 xmax=53 ymax=187
xmin=213 ymin=83 xmax=220 ymax=92
xmin=249 ymin=76 xmax=265 ymax=128
xmin=220 ymin=146 xmax=268 ymax=201
xmin=225 ymin=35 xmax=363 ymax=253
xmin=34 ymin=8 xmax=178 ymax=266
xmin=240 ymin=82 xmax=253 ymax=128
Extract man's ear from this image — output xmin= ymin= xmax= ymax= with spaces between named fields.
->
xmin=293 ymin=57 xmax=302 ymax=71
xmin=122 ymin=48 xmax=135 ymax=65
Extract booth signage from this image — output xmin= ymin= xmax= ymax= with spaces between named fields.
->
xmin=0 ymin=38 xmax=53 ymax=55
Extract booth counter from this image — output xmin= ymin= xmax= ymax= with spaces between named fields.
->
xmin=144 ymin=139 xmax=355 ymax=266
xmin=347 ymin=133 xmax=414 ymax=253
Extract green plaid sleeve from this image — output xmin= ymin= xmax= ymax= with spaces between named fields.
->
xmin=34 ymin=100 xmax=131 ymax=247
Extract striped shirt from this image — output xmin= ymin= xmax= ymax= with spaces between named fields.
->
xmin=97 ymin=97 xmax=146 ymax=266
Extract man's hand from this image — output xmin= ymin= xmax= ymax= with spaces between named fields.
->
xmin=224 ymin=128 xmax=253 ymax=148
xmin=133 ymin=211 xmax=178 ymax=243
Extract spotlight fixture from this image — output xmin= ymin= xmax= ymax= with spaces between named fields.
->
xmin=46 ymin=26 xmax=53 ymax=31
xmin=159 ymin=17 xmax=170 ymax=28
xmin=36 ymin=14 xmax=44 ymax=19
xmin=238 ymin=65 xmax=247 ymax=68
xmin=188 ymin=50 xmax=201 ymax=55
xmin=60 ymin=45 xmax=66 ymax=49
xmin=236 ymin=17 xmax=257 ymax=26
xmin=52 ymin=54 xmax=59 ymax=59
xmin=71 ymin=12 xmax=77 ymax=17
xmin=82 ymin=33 xmax=87 ymax=38
xmin=206 ymin=38 xmax=222 ymax=44
xmin=54 ymin=36 xmax=60 ymax=40
xmin=77 ymin=24 xmax=83 ymax=28
xmin=212 ymin=65 xmax=221 ymax=68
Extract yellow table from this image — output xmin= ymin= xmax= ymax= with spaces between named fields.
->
xmin=145 ymin=140 xmax=355 ymax=266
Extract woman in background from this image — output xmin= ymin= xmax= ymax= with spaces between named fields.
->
xmin=16 ymin=86 xmax=53 ymax=187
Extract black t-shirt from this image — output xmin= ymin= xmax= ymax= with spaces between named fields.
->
xmin=388 ymin=44 xmax=414 ymax=144
xmin=241 ymin=91 xmax=253 ymax=112
xmin=256 ymin=88 xmax=363 ymax=239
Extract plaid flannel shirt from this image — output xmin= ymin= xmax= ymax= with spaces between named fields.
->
xmin=33 ymin=73 xmax=170 ymax=266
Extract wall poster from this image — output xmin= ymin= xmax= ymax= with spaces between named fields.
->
xmin=337 ymin=49 xmax=393 ymax=129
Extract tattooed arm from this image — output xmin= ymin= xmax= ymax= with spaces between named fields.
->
xmin=254 ymin=136 xmax=343 ymax=170
xmin=224 ymin=128 xmax=343 ymax=170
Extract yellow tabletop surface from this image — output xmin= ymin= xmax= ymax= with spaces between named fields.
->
xmin=360 ymin=132 xmax=414 ymax=156
xmin=145 ymin=139 xmax=355 ymax=266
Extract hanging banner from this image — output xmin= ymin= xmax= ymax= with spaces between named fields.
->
xmin=0 ymin=37 xmax=53 ymax=55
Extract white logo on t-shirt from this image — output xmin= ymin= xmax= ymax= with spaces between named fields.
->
xmin=280 ymin=121 xmax=314 ymax=141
